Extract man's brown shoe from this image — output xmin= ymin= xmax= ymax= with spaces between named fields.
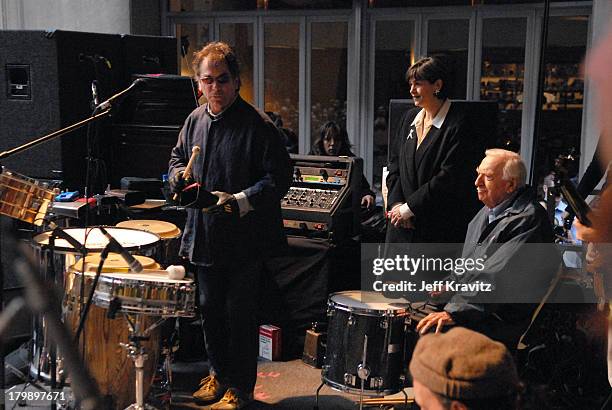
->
xmin=210 ymin=388 xmax=253 ymax=410
xmin=193 ymin=375 xmax=227 ymax=403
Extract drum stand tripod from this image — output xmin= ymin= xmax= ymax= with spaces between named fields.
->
xmin=117 ymin=308 xmax=166 ymax=410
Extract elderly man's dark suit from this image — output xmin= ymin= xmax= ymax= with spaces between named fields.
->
xmin=444 ymin=186 xmax=560 ymax=348
xmin=386 ymin=103 xmax=484 ymax=244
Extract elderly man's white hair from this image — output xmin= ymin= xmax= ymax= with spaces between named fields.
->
xmin=485 ymin=148 xmax=527 ymax=188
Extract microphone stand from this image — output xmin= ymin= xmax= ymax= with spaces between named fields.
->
xmin=0 ymin=80 xmax=139 ymax=405
xmin=0 ymin=109 xmax=112 ymax=162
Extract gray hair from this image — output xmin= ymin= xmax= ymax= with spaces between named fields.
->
xmin=485 ymin=148 xmax=526 ymax=188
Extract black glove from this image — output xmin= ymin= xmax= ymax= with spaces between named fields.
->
xmin=179 ymin=183 xmax=218 ymax=208
xmin=171 ymin=170 xmax=194 ymax=194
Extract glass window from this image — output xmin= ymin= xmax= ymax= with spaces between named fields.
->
xmin=368 ymin=0 xmax=588 ymax=6
xmin=176 ymin=23 xmax=211 ymax=77
xmin=372 ymin=20 xmax=414 ymax=192
xmin=310 ymin=22 xmax=348 ymax=150
xmin=480 ymin=17 xmax=527 ymax=151
xmin=533 ymin=15 xmax=588 ymax=193
xmin=427 ymin=19 xmax=469 ymax=99
xmin=169 ymin=0 xmax=351 ymax=12
xmin=264 ymin=23 xmax=300 ymax=144
xmin=219 ymin=23 xmax=255 ymax=105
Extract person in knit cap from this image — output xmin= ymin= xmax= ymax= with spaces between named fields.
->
xmin=409 ymin=327 xmax=520 ymax=410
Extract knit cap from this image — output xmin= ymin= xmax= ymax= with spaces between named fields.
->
xmin=409 ymin=327 xmax=519 ymax=400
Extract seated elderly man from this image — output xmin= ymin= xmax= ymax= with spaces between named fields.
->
xmin=416 ymin=149 xmax=559 ymax=348
xmin=410 ymin=327 xmax=520 ymax=410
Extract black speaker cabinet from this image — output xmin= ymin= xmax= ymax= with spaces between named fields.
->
xmin=0 ymin=30 xmax=179 ymax=190
xmin=0 ymin=30 xmax=123 ymax=188
xmin=120 ymin=34 xmax=178 ymax=88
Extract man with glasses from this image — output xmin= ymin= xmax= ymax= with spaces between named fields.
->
xmin=169 ymin=42 xmax=292 ymax=409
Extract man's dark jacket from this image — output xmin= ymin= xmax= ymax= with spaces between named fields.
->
xmin=168 ymin=96 xmax=292 ymax=264
xmin=385 ymin=103 xmax=484 ymax=243
xmin=445 ymin=186 xmax=560 ymax=347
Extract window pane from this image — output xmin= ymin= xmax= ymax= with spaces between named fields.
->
xmin=219 ymin=23 xmax=255 ymax=105
xmin=533 ymin=15 xmax=588 ymax=191
xmin=310 ymin=22 xmax=348 ymax=149
xmin=176 ymin=23 xmax=211 ymax=77
xmin=368 ymin=0 xmax=588 ymax=6
xmin=480 ymin=17 xmax=527 ymax=151
xmin=264 ymin=23 xmax=299 ymax=143
xmin=169 ymin=0 xmax=351 ymax=12
xmin=427 ymin=19 xmax=469 ymax=99
xmin=372 ymin=20 xmax=414 ymax=192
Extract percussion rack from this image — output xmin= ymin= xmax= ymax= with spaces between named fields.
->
xmin=0 ymin=79 xmax=147 ymax=408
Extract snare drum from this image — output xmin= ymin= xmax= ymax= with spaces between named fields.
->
xmin=64 ymin=254 xmax=161 ymax=308
xmin=116 ymin=220 xmax=182 ymax=267
xmin=322 ymin=291 xmax=412 ymax=396
xmin=93 ymin=272 xmax=195 ymax=317
xmin=63 ymin=255 xmax=163 ymax=409
xmin=0 ymin=167 xmax=55 ymax=226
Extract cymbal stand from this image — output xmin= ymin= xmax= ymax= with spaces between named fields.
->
xmin=121 ymin=312 xmax=165 ymax=410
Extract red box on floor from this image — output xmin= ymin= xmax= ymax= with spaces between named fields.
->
xmin=259 ymin=325 xmax=281 ymax=361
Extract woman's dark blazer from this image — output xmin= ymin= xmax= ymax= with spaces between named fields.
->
xmin=385 ymin=102 xmax=485 ymax=244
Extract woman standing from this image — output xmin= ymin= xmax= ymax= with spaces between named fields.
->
xmin=386 ymin=56 xmax=484 ymax=244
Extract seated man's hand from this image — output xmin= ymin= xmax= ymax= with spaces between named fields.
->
xmin=361 ymin=195 xmax=375 ymax=209
xmin=389 ymin=203 xmax=414 ymax=229
xmin=416 ymin=311 xmax=455 ymax=335
xmin=573 ymin=216 xmax=596 ymax=242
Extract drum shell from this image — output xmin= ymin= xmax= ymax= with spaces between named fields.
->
xmin=0 ymin=168 xmax=55 ymax=226
xmin=93 ymin=272 xmax=195 ymax=317
xmin=322 ymin=291 xmax=411 ymax=395
xmin=63 ymin=294 xmax=160 ymax=409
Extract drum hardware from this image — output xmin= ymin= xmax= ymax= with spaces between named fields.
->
xmin=315 ymin=291 xmax=412 ymax=410
xmin=357 ymin=335 xmax=371 ymax=410
xmin=119 ymin=314 xmax=166 ymax=410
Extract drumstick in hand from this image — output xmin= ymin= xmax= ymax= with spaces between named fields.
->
xmin=173 ymin=145 xmax=201 ymax=201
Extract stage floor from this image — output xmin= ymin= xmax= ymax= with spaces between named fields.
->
xmin=7 ymin=359 xmax=415 ymax=409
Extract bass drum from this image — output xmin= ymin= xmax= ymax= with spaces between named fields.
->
xmin=322 ymin=291 xmax=412 ymax=396
xmin=64 ymin=254 xmax=162 ymax=410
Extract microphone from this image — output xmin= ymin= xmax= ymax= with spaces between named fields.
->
xmin=98 ymin=226 xmax=143 ymax=273
xmin=95 ymin=78 xmax=147 ymax=112
xmin=173 ymin=145 xmax=201 ymax=201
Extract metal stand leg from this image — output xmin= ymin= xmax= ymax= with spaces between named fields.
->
xmin=314 ymin=381 xmax=325 ymax=410
xmin=123 ymin=315 xmax=166 ymax=410
xmin=401 ymin=388 xmax=409 ymax=409
xmin=357 ymin=335 xmax=370 ymax=410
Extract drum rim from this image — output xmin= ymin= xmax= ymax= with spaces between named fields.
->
xmin=116 ymin=219 xmax=182 ymax=239
xmin=328 ymin=291 xmax=411 ymax=316
xmin=32 ymin=226 xmax=162 ymax=253
xmin=95 ymin=272 xmax=194 ymax=285
xmin=321 ymin=375 xmax=401 ymax=397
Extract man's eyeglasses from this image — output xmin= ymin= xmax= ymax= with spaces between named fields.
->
xmin=199 ymin=74 xmax=232 ymax=85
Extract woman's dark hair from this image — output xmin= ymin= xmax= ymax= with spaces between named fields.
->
xmin=310 ymin=121 xmax=354 ymax=156
xmin=405 ymin=55 xmax=451 ymax=100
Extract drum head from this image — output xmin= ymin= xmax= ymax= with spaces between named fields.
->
xmin=116 ymin=220 xmax=181 ymax=240
xmin=329 ymin=291 xmax=411 ymax=315
xmin=33 ymin=226 xmax=160 ymax=253
xmin=70 ymin=254 xmax=161 ymax=274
